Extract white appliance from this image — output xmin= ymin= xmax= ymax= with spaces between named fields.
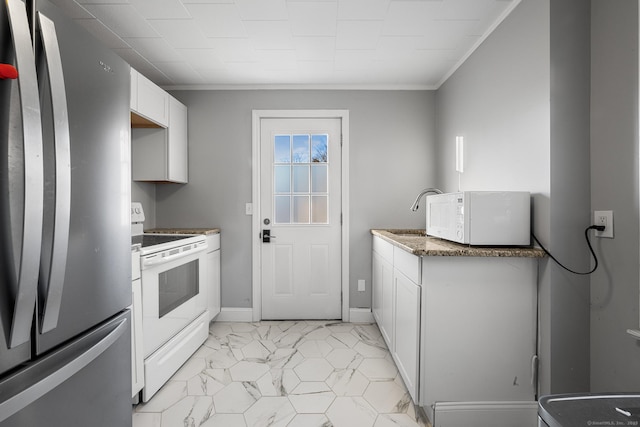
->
xmin=131 ymin=202 xmax=209 ymax=402
xmin=425 ymin=191 xmax=530 ymax=246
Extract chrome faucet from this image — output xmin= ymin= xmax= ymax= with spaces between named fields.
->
xmin=410 ymin=188 xmax=443 ymax=211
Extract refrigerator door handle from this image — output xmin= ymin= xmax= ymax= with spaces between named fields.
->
xmin=0 ymin=316 xmax=128 ymax=423
xmin=5 ymin=0 xmax=45 ymax=349
xmin=37 ymin=12 xmax=70 ymax=334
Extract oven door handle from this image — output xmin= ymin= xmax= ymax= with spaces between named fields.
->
xmin=141 ymin=244 xmax=207 ymax=269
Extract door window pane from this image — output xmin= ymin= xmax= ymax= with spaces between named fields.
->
xmin=311 ymin=134 xmax=328 ymax=163
xmin=274 ymin=165 xmax=291 ymax=193
xmin=311 ymin=164 xmax=327 ymax=193
xmin=293 ymin=196 xmax=310 ymax=223
xmin=311 ymin=196 xmax=328 ymax=224
xmin=292 ymin=134 xmax=310 ymax=163
xmin=293 ymin=165 xmax=309 ymax=193
xmin=272 ymin=132 xmax=330 ymax=225
xmin=275 ymin=196 xmax=291 ymax=223
xmin=274 ymin=135 xmax=291 ymax=163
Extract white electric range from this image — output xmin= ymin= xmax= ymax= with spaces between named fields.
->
xmin=131 ymin=202 xmax=209 ymax=402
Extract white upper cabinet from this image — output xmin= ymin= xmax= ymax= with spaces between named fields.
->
xmin=130 ymin=68 xmax=188 ymax=184
xmin=166 ymin=97 xmax=188 ymax=183
xmin=130 ymin=68 xmax=169 ymax=128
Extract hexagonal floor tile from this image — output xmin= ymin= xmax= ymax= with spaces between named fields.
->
xmin=297 ymin=340 xmax=334 ymax=358
xmin=244 ymin=397 xmax=296 ymax=427
xmin=160 ymin=396 xmax=214 ymax=427
xmin=326 ymin=348 xmax=362 ymax=369
xmin=354 ymin=341 xmax=388 ymax=358
xmin=293 ymin=358 xmax=335 ymax=381
xmin=201 ymin=413 xmax=247 ymax=427
xmin=212 ymin=382 xmax=257 ymax=413
xmin=363 ymin=380 xmax=411 ymax=413
xmin=327 ymin=396 xmax=377 ymax=427
xmin=289 ymin=382 xmax=336 ymax=413
xmin=326 ymin=368 xmax=370 ymax=397
xmin=287 ymin=414 xmax=332 ymax=427
xmin=358 ymin=358 xmax=398 ymax=381
xmin=229 ymin=360 xmax=269 ymax=381
xmin=373 ymin=413 xmax=427 ymax=427
xmin=205 ymin=349 xmax=238 ymax=369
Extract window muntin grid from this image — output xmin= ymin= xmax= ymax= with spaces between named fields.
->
xmin=273 ymin=133 xmax=329 ymax=224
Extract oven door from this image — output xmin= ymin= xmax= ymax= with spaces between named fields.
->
xmin=141 ymin=246 xmax=207 ymax=357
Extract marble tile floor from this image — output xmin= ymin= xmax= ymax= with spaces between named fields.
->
xmin=132 ymin=320 xmax=430 ymax=427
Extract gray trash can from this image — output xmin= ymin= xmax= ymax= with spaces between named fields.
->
xmin=538 ymin=393 xmax=640 ymax=427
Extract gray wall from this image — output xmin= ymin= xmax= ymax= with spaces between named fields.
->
xmin=435 ymin=0 xmax=592 ymax=395
xmin=590 ymin=0 xmax=640 ymax=391
xmin=548 ymin=0 xmax=592 ymax=394
xmin=153 ymin=90 xmax=437 ymax=309
xmin=132 ymin=181 xmax=156 ymax=227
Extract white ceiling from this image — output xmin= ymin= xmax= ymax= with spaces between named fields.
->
xmin=49 ymin=0 xmax=520 ymax=89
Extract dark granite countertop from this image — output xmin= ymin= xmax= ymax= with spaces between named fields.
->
xmin=371 ymin=229 xmax=545 ymax=258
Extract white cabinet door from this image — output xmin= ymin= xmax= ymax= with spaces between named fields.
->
xmin=393 ymin=269 xmax=421 ymax=402
xmin=133 ymin=71 xmax=169 ymax=127
xmin=205 ymin=234 xmax=221 ymax=321
xmin=372 ymin=250 xmax=394 ymax=348
xmin=131 ymin=278 xmax=144 ymax=397
xmin=130 ymin=68 xmax=138 ymax=111
xmin=167 ymin=96 xmax=188 ymax=183
xmin=207 ymin=250 xmax=221 ymax=320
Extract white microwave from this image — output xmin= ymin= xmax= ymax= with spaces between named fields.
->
xmin=425 ymin=191 xmax=531 ymax=246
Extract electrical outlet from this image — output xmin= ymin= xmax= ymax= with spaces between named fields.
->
xmin=594 ymin=210 xmax=614 ymax=238
xmin=357 ymin=279 xmax=365 ymax=292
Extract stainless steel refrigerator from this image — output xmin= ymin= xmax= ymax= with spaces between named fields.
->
xmin=0 ymin=0 xmax=132 ymax=425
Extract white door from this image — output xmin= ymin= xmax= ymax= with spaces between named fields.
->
xmin=260 ymin=118 xmax=342 ymax=319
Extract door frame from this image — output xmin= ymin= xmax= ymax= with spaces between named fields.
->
xmin=251 ymin=110 xmax=350 ymax=322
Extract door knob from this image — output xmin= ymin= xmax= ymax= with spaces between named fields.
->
xmin=262 ymin=229 xmax=276 ymax=243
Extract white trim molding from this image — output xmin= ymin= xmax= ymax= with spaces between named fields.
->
xmin=349 ymin=308 xmax=375 ymax=324
xmin=251 ymin=110 xmax=350 ymax=322
xmin=216 ymin=308 xmax=254 ymax=323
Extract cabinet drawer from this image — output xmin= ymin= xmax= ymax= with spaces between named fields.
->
xmin=373 ymin=236 xmax=393 ymax=263
xmin=394 ymin=247 xmax=421 ymax=284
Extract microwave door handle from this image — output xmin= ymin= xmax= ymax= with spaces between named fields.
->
xmin=37 ymin=13 xmax=70 ymax=334
xmin=5 ymin=0 xmax=45 ymax=348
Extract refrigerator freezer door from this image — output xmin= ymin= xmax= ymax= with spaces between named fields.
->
xmin=0 ymin=311 xmax=132 ymax=427
xmin=36 ymin=11 xmax=71 ymax=334
xmin=34 ymin=0 xmax=131 ymax=355
xmin=0 ymin=0 xmax=44 ymax=374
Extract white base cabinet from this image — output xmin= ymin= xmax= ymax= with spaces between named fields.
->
xmin=393 ymin=269 xmax=421 ymax=403
xmin=420 ymin=256 xmax=538 ymax=427
xmin=371 ymin=236 xmax=421 ymax=401
xmin=372 ymin=238 xmax=393 ymax=346
xmin=205 ymin=233 xmax=221 ymax=322
xmin=131 ymin=249 xmax=144 ymax=399
xmin=371 ymin=235 xmax=539 ymax=427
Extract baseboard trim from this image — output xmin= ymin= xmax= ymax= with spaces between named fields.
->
xmin=216 ymin=307 xmax=254 ymax=322
xmin=349 ymin=308 xmax=374 ymax=323
xmin=215 ymin=307 xmax=374 ymax=323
